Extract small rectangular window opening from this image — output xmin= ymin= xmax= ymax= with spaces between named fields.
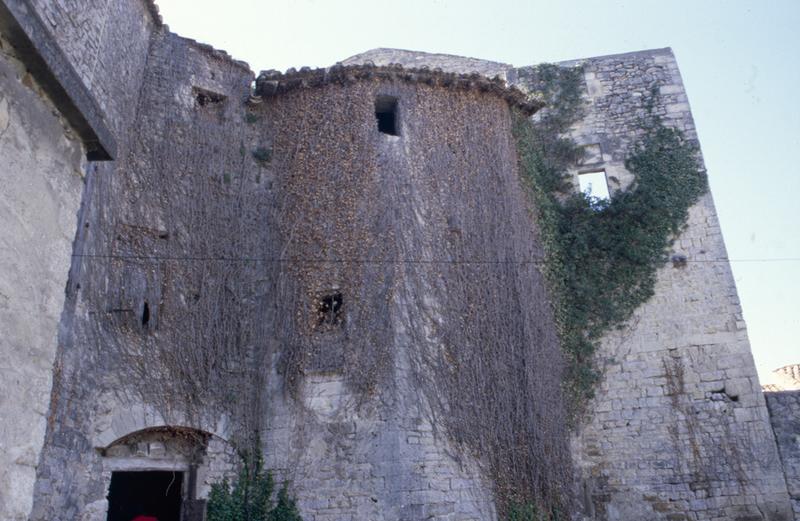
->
xmin=375 ymin=96 xmax=398 ymax=135
xmin=578 ymin=170 xmax=610 ymax=201
xmin=194 ymin=87 xmax=226 ymax=107
xmin=317 ymin=292 xmax=343 ymax=327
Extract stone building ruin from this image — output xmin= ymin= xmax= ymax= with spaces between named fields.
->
xmin=0 ymin=0 xmax=798 ymax=520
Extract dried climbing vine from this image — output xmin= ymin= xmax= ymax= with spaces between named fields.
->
xmin=77 ymin=59 xmax=706 ymax=521
xmin=88 ymin=65 xmax=273 ymax=457
xmin=254 ymin=74 xmax=575 ymax=517
xmin=259 ymin=81 xmax=398 ymax=400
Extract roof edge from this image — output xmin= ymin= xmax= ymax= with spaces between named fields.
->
xmin=549 ymin=47 xmax=674 ymax=68
xmin=254 ymin=63 xmax=542 ymax=115
xmin=175 ymin=33 xmax=252 ymax=73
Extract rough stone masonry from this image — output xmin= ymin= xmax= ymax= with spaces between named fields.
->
xmin=0 ymin=1 xmax=796 ymax=520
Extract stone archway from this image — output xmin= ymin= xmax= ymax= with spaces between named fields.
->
xmin=84 ymin=426 xmax=239 ymax=521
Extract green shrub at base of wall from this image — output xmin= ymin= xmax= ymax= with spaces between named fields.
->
xmin=206 ymin=451 xmax=302 ymax=521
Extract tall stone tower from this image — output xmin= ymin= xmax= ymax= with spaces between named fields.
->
xmin=249 ymin=65 xmax=570 ymax=520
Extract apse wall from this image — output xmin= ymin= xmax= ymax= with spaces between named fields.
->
xmin=249 ymin=68 xmax=570 ymax=519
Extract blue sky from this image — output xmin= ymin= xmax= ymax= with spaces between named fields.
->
xmin=158 ymin=0 xmax=799 ymax=384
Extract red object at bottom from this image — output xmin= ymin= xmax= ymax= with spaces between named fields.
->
xmin=131 ymin=516 xmax=158 ymax=521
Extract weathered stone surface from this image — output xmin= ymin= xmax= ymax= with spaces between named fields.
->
xmin=27 ymin=0 xmax=159 ymax=139
xmin=252 ymin=76 xmax=556 ymax=520
xmin=0 ymin=0 xmax=117 ymax=158
xmin=32 ymin=30 xmax=554 ymax=519
xmin=0 ymin=1 xmax=159 ymax=518
xmin=766 ymin=391 xmax=800 ymax=520
xmin=29 ymin=30 xmax=256 ymax=520
xmin=0 ymin=34 xmax=85 ymax=521
xmin=0 ymin=1 xmax=796 ymax=519
xmin=344 ymin=46 xmax=798 ymax=519
xmin=516 ymin=48 xmax=794 ymax=521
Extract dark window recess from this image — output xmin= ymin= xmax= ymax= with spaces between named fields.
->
xmin=671 ymin=254 xmax=688 ymax=268
xmin=106 ymin=471 xmax=183 ymax=521
xmin=710 ymin=387 xmax=739 ymax=402
xmin=194 ymin=87 xmax=226 ymax=107
xmin=317 ymin=292 xmax=343 ymax=327
xmin=375 ymin=96 xmax=399 ymax=135
xmin=141 ymin=301 xmax=150 ymax=328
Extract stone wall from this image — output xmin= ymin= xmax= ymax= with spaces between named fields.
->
xmin=251 ymin=72 xmax=562 ymax=520
xmin=30 ymin=30 xmax=255 ymax=520
xmin=0 ymin=34 xmax=85 ymax=521
xmin=28 ymin=0 xmax=158 ymax=137
xmin=766 ymin=391 xmax=800 ymax=520
xmin=513 ymin=48 xmax=793 ymax=521
xmin=343 ymin=46 xmax=797 ymax=520
xmin=0 ymin=1 xmax=162 ymax=519
xmin=3 ymin=1 xmax=795 ymax=517
xmin=32 ymin=42 xmax=569 ymax=518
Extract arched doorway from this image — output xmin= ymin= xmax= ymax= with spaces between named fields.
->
xmin=106 ymin=470 xmax=183 ymax=521
xmin=99 ymin=426 xmax=238 ymax=521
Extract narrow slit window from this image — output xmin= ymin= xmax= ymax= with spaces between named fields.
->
xmin=578 ymin=170 xmax=610 ymax=201
xmin=317 ymin=292 xmax=343 ymax=327
xmin=375 ymin=96 xmax=398 ymax=135
xmin=141 ymin=301 xmax=150 ymax=328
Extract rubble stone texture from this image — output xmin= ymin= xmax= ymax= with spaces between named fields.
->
xmin=0 ymin=1 xmax=797 ymax=520
xmin=537 ymin=49 xmax=792 ymax=521
xmin=766 ymin=391 xmax=800 ymax=519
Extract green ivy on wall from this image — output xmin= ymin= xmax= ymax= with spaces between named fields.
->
xmin=513 ymin=65 xmax=708 ymax=417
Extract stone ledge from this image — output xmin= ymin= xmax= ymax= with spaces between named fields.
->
xmin=0 ymin=0 xmax=116 ymax=160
